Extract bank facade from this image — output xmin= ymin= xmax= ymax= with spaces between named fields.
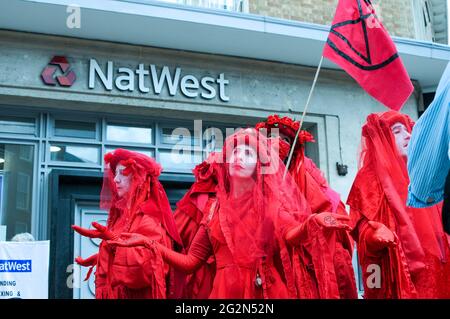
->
xmin=0 ymin=0 xmax=449 ymax=298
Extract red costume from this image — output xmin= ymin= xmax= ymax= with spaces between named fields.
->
xmin=173 ymin=153 xmax=219 ymax=298
xmin=72 ymin=149 xmax=182 ymax=299
xmin=255 ymin=115 xmax=357 ymax=299
xmin=109 ymin=129 xmax=351 ymax=299
xmin=347 ymin=111 xmax=450 ymax=298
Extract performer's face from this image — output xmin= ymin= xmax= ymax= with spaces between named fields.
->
xmin=114 ymin=164 xmax=132 ymax=198
xmin=391 ymin=122 xmax=411 ymax=157
xmin=229 ymin=144 xmax=257 ymax=179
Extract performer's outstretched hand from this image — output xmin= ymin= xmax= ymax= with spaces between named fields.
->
xmin=72 ymin=222 xmax=119 ymax=240
xmin=314 ymin=212 xmax=352 ymax=231
xmin=366 ymin=221 xmax=396 ymax=252
xmin=75 ymin=253 xmax=98 ymax=267
xmin=107 ymin=233 xmax=153 ymax=248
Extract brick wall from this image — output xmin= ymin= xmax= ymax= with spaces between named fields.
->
xmin=249 ymin=0 xmax=416 ymax=39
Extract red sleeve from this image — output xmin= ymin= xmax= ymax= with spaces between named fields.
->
xmin=188 ymin=226 xmax=213 ymax=261
xmin=156 ymin=225 xmax=212 ymax=274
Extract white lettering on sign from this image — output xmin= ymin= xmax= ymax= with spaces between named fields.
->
xmin=88 ymin=59 xmax=230 ymax=102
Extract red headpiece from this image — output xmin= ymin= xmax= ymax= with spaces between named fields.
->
xmin=101 ymin=148 xmax=182 ymax=245
xmin=255 ymin=114 xmax=315 ymax=149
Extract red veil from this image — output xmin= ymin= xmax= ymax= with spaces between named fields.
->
xmin=101 ymin=148 xmax=181 ymax=245
xmin=256 ymin=115 xmax=357 ymax=299
xmin=214 ymin=128 xmax=311 ymax=297
xmin=255 ymin=115 xmax=334 ymax=213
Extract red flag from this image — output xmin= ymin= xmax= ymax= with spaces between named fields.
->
xmin=323 ymin=0 xmax=413 ymax=111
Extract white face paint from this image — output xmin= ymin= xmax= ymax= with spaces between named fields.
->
xmin=228 ymin=144 xmax=257 ymax=179
xmin=391 ymin=122 xmax=411 ymax=158
xmin=113 ymin=164 xmax=132 ymax=198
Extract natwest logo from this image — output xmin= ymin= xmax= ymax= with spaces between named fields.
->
xmin=88 ymin=59 xmax=230 ymax=102
xmin=41 ymin=56 xmax=76 ymax=87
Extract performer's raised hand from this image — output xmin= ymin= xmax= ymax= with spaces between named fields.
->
xmin=314 ymin=212 xmax=352 ymax=231
xmin=72 ymin=222 xmax=118 ymax=240
xmin=72 ymin=224 xmax=103 ymax=239
xmin=366 ymin=221 xmax=396 ymax=251
xmin=91 ymin=222 xmax=119 ymax=240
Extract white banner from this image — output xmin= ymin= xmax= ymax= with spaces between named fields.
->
xmin=0 ymin=241 xmax=49 ymax=299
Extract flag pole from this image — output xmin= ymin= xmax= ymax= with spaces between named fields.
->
xmin=283 ymin=55 xmax=324 ymax=180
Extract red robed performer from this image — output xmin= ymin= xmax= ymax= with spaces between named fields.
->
xmin=109 ymin=129 xmax=351 ymax=299
xmin=173 ymin=153 xmax=220 ymax=298
xmin=72 ymin=149 xmax=183 ymax=299
xmin=256 ymin=115 xmax=357 ymax=299
xmin=347 ymin=112 xmax=450 ymax=298
xmin=323 ymin=0 xmax=413 ymax=111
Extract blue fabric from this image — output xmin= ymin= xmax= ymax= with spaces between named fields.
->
xmin=407 ymin=62 xmax=450 ymax=208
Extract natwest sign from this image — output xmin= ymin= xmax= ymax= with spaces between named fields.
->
xmin=88 ymin=58 xmax=230 ymax=102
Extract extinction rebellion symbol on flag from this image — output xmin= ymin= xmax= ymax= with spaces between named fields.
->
xmin=326 ymin=0 xmax=399 ymax=71
xmin=323 ymin=0 xmax=414 ymax=111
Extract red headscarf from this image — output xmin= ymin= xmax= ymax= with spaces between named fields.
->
xmin=101 ymin=148 xmax=182 ymax=246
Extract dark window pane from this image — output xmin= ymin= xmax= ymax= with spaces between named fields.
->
xmin=54 ymin=120 xmax=96 ymax=139
xmin=0 ymin=144 xmax=34 ymax=240
xmin=0 ymin=115 xmax=35 ymax=135
xmin=161 ymin=127 xmax=200 ymax=146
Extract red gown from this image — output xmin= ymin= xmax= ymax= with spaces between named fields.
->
xmin=296 ymin=157 xmax=357 ymax=299
xmin=74 ymin=149 xmax=183 ymax=299
xmin=256 ymin=115 xmax=357 ymax=299
xmin=95 ymin=211 xmax=172 ymax=299
xmin=347 ymin=112 xmax=450 ymax=299
xmin=173 ymin=157 xmax=218 ymax=299
xmin=185 ymin=191 xmax=298 ymax=299
xmin=349 ymin=167 xmax=450 ymax=298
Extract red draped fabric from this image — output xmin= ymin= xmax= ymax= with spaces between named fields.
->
xmin=256 ymin=115 xmax=357 ymax=299
xmin=80 ymin=149 xmax=182 ymax=299
xmin=347 ymin=112 xmax=450 ymax=298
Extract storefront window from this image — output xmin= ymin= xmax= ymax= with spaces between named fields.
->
xmin=106 ymin=124 xmax=152 ymax=144
xmin=155 ymin=0 xmax=245 ymax=12
xmin=0 ymin=143 xmax=34 ymax=240
xmin=161 ymin=127 xmax=201 ymax=146
xmin=50 ymin=144 xmax=100 ymax=164
xmin=159 ymin=149 xmax=202 ymax=171
xmin=54 ymin=120 xmax=97 ymax=139
xmin=0 ymin=115 xmax=36 ymax=135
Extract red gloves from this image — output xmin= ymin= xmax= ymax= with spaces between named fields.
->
xmin=365 ymin=221 xmax=396 ymax=252
xmin=313 ymin=212 xmax=352 ymax=231
xmin=72 ymin=222 xmax=119 ymax=240
xmin=75 ymin=253 xmax=98 ymax=267
xmin=107 ymin=233 xmax=154 ymax=249
xmin=285 ymin=213 xmax=352 ymax=246
xmin=75 ymin=253 xmax=98 ymax=281
xmin=108 ymin=233 xmax=203 ymax=273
